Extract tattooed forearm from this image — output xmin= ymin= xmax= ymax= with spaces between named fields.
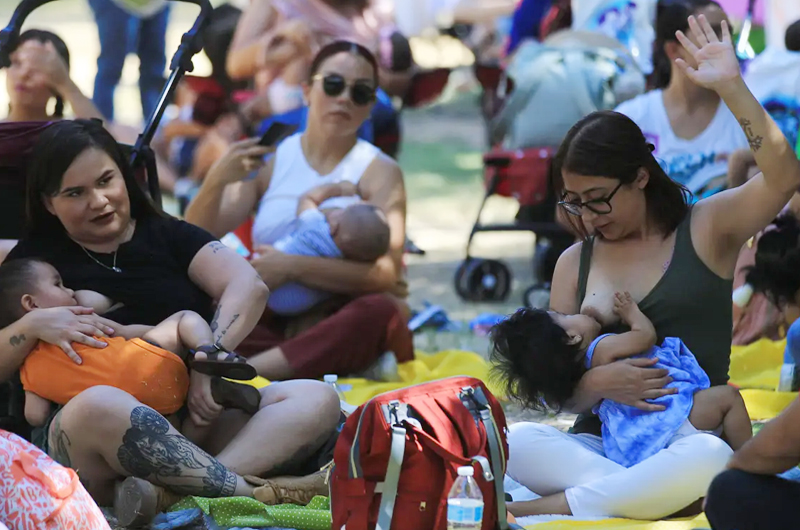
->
xmin=116 ymin=407 xmax=237 ymax=497
xmin=8 ymin=334 xmax=26 ymax=346
xmin=739 ymin=118 xmax=764 ymax=152
xmin=209 ymin=304 xmax=221 ymax=334
xmin=215 ymin=314 xmax=240 ymax=344
xmin=209 ymin=241 xmax=226 ymax=254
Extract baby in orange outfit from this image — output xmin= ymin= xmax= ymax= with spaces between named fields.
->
xmin=0 ymin=258 xmax=260 ymax=427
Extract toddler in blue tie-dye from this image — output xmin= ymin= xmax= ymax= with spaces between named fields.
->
xmin=490 ymin=292 xmax=752 ymax=467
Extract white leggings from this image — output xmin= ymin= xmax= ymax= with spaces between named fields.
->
xmin=506 ymin=422 xmax=733 ymax=520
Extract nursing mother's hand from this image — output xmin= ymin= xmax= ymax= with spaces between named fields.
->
xmin=27 ymin=307 xmax=114 ymax=365
xmin=252 ymin=245 xmax=293 ymax=290
xmin=204 ymin=138 xmax=274 ymax=187
xmin=594 ymin=358 xmax=678 ymax=412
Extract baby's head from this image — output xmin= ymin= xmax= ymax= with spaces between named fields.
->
xmin=745 ymin=213 xmax=800 ymax=308
xmin=0 ymin=259 xmax=77 ymax=328
xmin=786 ymin=19 xmax=800 ymax=52
xmin=490 ymin=308 xmax=601 ymax=412
xmin=330 ymin=203 xmax=391 ymax=262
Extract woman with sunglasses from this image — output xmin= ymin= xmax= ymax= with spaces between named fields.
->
xmin=504 ymin=15 xmax=800 ymax=519
xmin=186 ymin=41 xmax=413 ymax=382
xmin=614 ymin=0 xmax=749 ymax=198
xmin=226 ymin=0 xmax=412 ymax=114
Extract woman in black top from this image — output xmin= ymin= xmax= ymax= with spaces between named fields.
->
xmin=0 ymin=120 xmax=341 ymax=514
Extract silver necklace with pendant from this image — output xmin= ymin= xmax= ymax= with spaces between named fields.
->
xmin=80 ymin=245 xmax=122 ymax=273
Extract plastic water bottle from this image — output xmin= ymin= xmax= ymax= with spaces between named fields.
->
xmin=447 ymin=466 xmax=484 ymax=530
xmin=324 ymin=374 xmax=357 ymax=415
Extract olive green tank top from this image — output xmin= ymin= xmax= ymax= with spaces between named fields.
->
xmin=572 ymin=207 xmax=733 ymax=435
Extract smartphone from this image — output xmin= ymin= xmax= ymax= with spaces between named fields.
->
xmin=258 ymin=121 xmax=298 ymax=147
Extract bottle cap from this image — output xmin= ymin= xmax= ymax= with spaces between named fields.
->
xmin=457 ymin=466 xmax=474 ymax=477
xmin=324 ymin=374 xmax=338 ymax=383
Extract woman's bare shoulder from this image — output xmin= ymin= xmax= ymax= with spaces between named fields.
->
xmin=557 ymin=240 xmax=583 ymax=269
xmin=363 ymin=151 xmax=404 ymax=185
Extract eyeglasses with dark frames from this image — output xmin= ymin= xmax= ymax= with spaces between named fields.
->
xmin=558 ymin=181 xmax=624 ymax=216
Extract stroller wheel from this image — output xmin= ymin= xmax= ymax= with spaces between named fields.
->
xmin=454 ymin=258 xmax=512 ymax=302
xmin=523 ymin=284 xmax=551 ymax=309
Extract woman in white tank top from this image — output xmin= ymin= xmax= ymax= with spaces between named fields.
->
xmin=186 ymin=41 xmax=413 ymax=381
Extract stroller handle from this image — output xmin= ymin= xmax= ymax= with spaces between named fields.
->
xmin=0 ymin=0 xmax=212 ymax=68
xmin=0 ymin=0 xmax=61 ymax=68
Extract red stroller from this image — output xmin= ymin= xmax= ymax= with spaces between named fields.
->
xmin=0 ymin=0 xmax=214 ymax=440
xmin=453 ymin=62 xmax=574 ymax=308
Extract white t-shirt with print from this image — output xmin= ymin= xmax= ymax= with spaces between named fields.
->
xmin=614 ymin=89 xmax=749 ymax=193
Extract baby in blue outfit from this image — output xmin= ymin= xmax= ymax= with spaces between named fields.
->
xmin=267 ymin=181 xmax=391 ymax=316
xmin=490 ymin=292 xmax=752 ymax=467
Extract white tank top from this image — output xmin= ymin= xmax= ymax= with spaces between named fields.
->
xmin=252 ymin=133 xmax=380 ymax=245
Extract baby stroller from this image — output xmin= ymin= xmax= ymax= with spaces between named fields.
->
xmin=0 ymin=0 xmax=214 ymax=440
xmin=454 ymin=30 xmax=645 ymax=308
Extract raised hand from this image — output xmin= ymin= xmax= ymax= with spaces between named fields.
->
xmin=17 ymin=40 xmax=70 ymax=92
xmin=674 ymin=15 xmax=740 ymax=92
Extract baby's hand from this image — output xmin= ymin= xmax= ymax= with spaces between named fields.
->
xmin=338 ymin=181 xmax=359 ymax=197
xmin=612 ymin=291 xmax=639 ymax=321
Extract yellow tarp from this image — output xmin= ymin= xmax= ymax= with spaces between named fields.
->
xmin=339 ymin=350 xmax=503 ymax=405
xmin=238 ymin=350 xmax=501 ymax=405
xmin=241 ymin=340 xmax=798 ymax=419
xmin=729 ymin=338 xmax=785 ymax=390
xmin=524 ymin=515 xmax=709 ymax=530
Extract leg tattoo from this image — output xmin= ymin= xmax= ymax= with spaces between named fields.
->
xmin=117 ymin=407 xmax=237 ymax=497
xmin=48 ymin=410 xmax=73 ymax=469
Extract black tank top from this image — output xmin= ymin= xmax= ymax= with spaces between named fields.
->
xmin=572 ymin=207 xmax=733 ymax=435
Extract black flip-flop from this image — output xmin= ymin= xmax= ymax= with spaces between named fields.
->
xmin=189 ymin=343 xmax=257 ymax=381
xmin=210 ymin=377 xmax=261 ymax=415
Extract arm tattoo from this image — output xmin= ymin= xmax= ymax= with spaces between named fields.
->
xmin=209 ymin=241 xmax=226 ymax=254
xmin=117 ymin=407 xmax=237 ymax=497
xmin=215 ymin=314 xmax=240 ymax=343
xmin=9 ymin=334 xmax=26 ymax=346
xmin=739 ymin=118 xmax=764 ymax=152
xmin=209 ymin=304 xmax=221 ymax=334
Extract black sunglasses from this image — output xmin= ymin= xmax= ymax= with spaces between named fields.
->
xmin=312 ymin=73 xmax=376 ymax=106
xmin=558 ymin=182 xmax=624 ymax=216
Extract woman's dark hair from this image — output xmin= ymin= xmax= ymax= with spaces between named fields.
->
xmin=12 ymin=29 xmax=71 ymax=117
xmin=490 ymin=308 xmax=586 ymax=412
xmin=652 ymin=0 xmax=721 ymax=89
xmin=308 ymin=40 xmax=379 ymax=86
xmin=552 ymin=110 xmax=691 ymax=239
xmin=0 ymin=258 xmax=43 ymax=329
xmin=25 ymin=119 xmax=162 ymax=238
xmin=745 ymin=213 xmax=800 ymax=307
xmin=786 ymin=19 xmax=800 ymax=52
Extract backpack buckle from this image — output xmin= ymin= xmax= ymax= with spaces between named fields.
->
xmin=471 ymin=456 xmax=495 ymax=482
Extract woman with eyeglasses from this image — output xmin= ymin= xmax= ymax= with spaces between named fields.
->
xmin=503 ymin=15 xmax=800 ymax=519
xmin=186 ymin=41 xmax=413 ymax=382
xmin=614 ymin=0 xmax=750 ymax=198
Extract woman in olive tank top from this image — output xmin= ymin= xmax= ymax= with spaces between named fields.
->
xmin=505 ymin=14 xmax=800 ymax=520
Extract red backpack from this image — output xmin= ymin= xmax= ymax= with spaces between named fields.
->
xmin=331 ymin=376 xmax=512 ymax=530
